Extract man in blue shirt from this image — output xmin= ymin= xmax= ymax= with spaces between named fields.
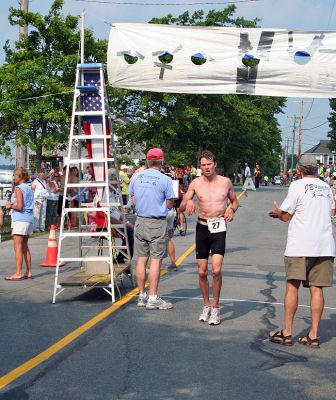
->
xmin=129 ymin=148 xmax=175 ymax=310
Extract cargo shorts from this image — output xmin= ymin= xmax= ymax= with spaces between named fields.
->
xmin=284 ymin=256 xmax=334 ymax=287
xmin=134 ymin=217 xmax=168 ymax=259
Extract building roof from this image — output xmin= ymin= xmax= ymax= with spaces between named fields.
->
xmin=304 ymin=140 xmax=332 ymax=155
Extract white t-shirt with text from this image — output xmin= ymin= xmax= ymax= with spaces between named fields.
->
xmin=280 ymin=177 xmax=335 ymax=257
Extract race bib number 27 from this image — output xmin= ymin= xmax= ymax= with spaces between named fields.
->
xmin=207 ymin=217 xmax=226 ymax=233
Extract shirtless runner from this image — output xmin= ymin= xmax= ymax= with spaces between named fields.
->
xmin=178 ymin=150 xmax=239 ymax=325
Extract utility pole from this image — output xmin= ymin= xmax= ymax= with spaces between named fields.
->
xmin=284 ymin=137 xmax=289 ymax=174
xmin=80 ymin=11 xmax=85 ymax=64
xmin=16 ymin=0 xmax=29 ymax=169
xmin=297 ymin=99 xmax=304 ymax=164
xmin=290 ymin=116 xmax=298 ymax=170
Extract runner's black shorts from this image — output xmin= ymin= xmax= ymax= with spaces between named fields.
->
xmin=174 ymin=198 xmax=182 ymax=208
xmin=195 ymin=223 xmax=226 ymax=259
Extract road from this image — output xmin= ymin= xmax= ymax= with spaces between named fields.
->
xmin=1 ymin=185 xmax=336 ymax=400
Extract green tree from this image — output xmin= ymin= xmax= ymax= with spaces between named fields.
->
xmin=111 ymin=6 xmax=285 ymax=173
xmin=328 ymin=98 xmax=336 ymax=151
xmin=0 ymin=0 xmax=107 ymax=169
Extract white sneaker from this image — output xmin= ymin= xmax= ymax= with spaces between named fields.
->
xmin=146 ymin=296 xmax=173 ymax=310
xmin=137 ymin=293 xmax=148 ymax=307
xmin=208 ymin=307 xmax=221 ymax=325
xmin=199 ymin=306 xmax=211 ymax=322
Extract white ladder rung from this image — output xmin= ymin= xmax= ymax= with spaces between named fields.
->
xmin=63 ymin=207 xmax=110 ymax=212
xmin=61 ymin=232 xmax=111 ymax=238
xmin=59 ymin=257 xmax=111 ymax=262
xmin=75 ymin=111 xmax=107 ymax=116
xmin=72 ymin=135 xmax=112 ymax=140
xmin=68 ymin=158 xmax=115 ymax=163
xmin=67 ymin=182 xmax=108 ymax=188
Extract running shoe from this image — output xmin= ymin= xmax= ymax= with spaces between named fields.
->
xmin=199 ymin=306 xmax=211 ymax=322
xmin=137 ymin=293 xmax=148 ymax=307
xmin=208 ymin=307 xmax=221 ymax=325
xmin=146 ymin=296 xmax=173 ymax=310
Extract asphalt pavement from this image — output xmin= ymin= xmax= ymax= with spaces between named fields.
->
xmin=1 ymin=185 xmax=336 ymax=400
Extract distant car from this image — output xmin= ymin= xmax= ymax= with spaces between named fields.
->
xmin=274 ymin=175 xmax=281 ymax=185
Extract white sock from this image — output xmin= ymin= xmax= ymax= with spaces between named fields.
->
xmin=149 ymin=295 xmax=158 ymax=301
xmin=139 ymin=292 xmax=147 ymax=298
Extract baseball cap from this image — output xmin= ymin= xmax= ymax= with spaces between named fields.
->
xmin=299 ymin=154 xmax=318 ymax=168
xmin=120 ymin=164 xmax=128 ymax=170
xmin=146 ymin=148 xmax=164 ymax=161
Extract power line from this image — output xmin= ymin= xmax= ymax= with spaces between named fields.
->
xmin=302 ymin=121 xmax=329 ymax=131
xmin=71 ymin=0 xmax=259 ymax=5
xmin=0 ymin=90 xmax=74 ymax=104
xmin=303 ymin=98 xmax=314 ymax=119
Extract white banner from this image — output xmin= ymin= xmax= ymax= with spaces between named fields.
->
xmin=107 ymin=23 xmax=336 ymax=98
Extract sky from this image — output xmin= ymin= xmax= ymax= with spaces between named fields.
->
xmin=0 ymin=0 xmax=335 ymax=164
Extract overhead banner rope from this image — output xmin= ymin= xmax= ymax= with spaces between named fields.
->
xmin=107 ymin=23 xmax=336 ymax=98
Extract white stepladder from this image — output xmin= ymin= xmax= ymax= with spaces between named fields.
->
xmin=52 ymin=63 xmax=133 ymax=304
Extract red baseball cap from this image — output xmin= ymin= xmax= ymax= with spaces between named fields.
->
xmin=146 ymin=148 xmax=164 ymax=161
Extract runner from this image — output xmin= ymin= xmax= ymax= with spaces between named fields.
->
xmin=178 ymin=150 xmax=239 ymax=325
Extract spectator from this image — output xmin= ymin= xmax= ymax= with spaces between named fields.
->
xmin=243 ymin=163 xmax=256 ymax=191
xmin=254 ymin=163 xmax=262 ymax=188
xmin=0 ymin=207 xmax=4 ymax=231
xmin=119 ymin=165 xmax=130 ymax=206
xmin=46 ymin=173 xmax=62 ymax=229
xmin=130 ymin=147 xmax=175 ymax=310
xmin=31 ymin=170 xmax=48 ymax=232
xmin=268 ymin=155 xmax=335 ymax=348
xmin=5 ymin=167 xmax=34 ymax=281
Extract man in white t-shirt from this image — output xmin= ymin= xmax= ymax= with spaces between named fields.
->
xmin=242 ymin=162 xmax=256 ymax=191
xmin=268 ymin=154 xmax=335 ymax=348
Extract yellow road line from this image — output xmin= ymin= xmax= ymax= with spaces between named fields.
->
xmin=0 ymin=189 xmax=246 ymax=390
xmin=0 ymin=243 xmax=195 ymax=390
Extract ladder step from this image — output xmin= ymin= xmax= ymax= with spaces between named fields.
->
xmin=72 ymin=135 xmax=111 ymax=140
xmin=61 ymin=232 xmax=111 ymax=238
xmin=67 ymin=182 xmax=108 ymax=188
xmin=75 ymin=111 xmax=107 ymax=116
xmin=69 ymin=158 xmax=115 ymax=163
xmin=62 ymin=207 xmax=110 ymax=212
xmin=59 ymin=257 xmax=111 ymax=262
xmin=78 ymin=63 xmax=103 ymax=69
xmin=76 ymin=85 xmax=99 ymax=92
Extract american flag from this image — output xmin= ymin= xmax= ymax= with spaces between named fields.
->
xmin=81 ymin=71 xmax=102 ymax=114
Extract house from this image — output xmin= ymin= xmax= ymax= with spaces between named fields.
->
xmin=303 ymin=139 xmax=335 ymax=165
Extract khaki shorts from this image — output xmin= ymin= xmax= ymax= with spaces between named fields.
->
xmin=134 ymin=217 xmax=168 ymax=259
xmin=12 ymin=221 xmax=34 ymax=236
xmin=284 ymin=256 xmax=334 ymax=287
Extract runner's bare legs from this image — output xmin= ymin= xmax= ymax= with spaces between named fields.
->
xmin=198 ymin=259 xmax=211 ymax=307
xmin=211 ymin=254 xmax=223 ymax=307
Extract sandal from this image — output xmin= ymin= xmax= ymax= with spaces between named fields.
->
xmin=298 ymin=334 xmax=320 ymax=349
xmin=269 ymin=330 xmax=293 ymax=346
xmin=5 ymin=274 xmax=26 ymax=281
xmin=24 ymin=274 xmax=33 ymax=279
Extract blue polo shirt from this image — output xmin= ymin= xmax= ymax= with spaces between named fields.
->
xmin=129 ymin=168 xmax=174 ymax=217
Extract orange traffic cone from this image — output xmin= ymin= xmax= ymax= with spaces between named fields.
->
xmin=40 ymin=225 xmax=65 ymax=267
